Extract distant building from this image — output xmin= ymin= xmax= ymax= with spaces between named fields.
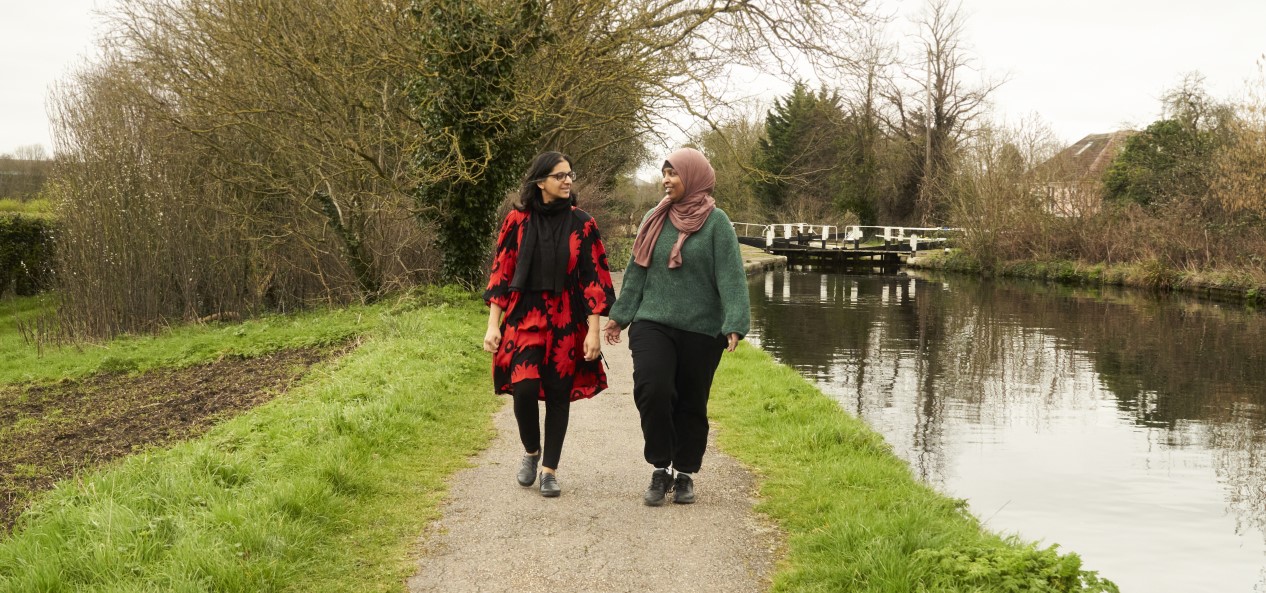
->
xmin=1032 ymin=131 xmax=1133 ymax=217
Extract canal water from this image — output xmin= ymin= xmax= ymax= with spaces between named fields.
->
xmin=746 ymin=269 xmax=1266 ymax=592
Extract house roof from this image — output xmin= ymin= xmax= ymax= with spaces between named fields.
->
xmin=1033 ymin=130 xmax=1134 ymax=183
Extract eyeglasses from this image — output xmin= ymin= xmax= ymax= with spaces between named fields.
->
xmin=541 ymin=171 xmax=578 ymax=182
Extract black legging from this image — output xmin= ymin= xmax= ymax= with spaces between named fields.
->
xmin=511 ymin=371 xmax=573 ymax=470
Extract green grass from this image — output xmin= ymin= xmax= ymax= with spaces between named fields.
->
xmin=0 ymin=198 xmax=53 ymax=216
xmin=0 ymin=295 xmax=371 ymax=384
xmin=710 ymin=345 xmax=1118 ymax=593
xmin=0 ymin=286 xmax=500 ymax=592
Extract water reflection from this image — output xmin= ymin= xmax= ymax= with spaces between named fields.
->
xmin=748 ymin=270 xmax=1266 ymax=592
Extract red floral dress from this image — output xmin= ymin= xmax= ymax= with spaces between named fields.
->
xmin=483 ymin=207 xmax=616 ymax=401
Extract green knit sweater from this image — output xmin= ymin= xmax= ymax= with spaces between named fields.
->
xmin=609 ymin=208 xmax=751 ymax=338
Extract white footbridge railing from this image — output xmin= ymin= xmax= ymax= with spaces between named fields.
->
xmin=732 ymin=222 xmax=962 ymax=251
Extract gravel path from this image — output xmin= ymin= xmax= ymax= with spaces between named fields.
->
xmin=408 ymin=272 xmax=781 ymax=593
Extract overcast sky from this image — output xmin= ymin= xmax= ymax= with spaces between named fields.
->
xmin=2 ymin=0 xmax=1264 ymax=157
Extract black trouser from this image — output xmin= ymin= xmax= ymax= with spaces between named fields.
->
xmin=628 ymin=320 xmax=726 ymax=474
xmin=510 ymin=347 xmax=573 ymax=470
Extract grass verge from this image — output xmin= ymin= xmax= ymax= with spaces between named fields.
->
xmin=710 ymin=345 xmax=1118 ymax=593
xmin=0 ymin=286 xmax=500 ymax=592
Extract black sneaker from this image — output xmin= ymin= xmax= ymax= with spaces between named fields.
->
xmin=539 ymin=472 xmax=561 ymax=498
xmin=643 ymin=468 xmax=673 ymax=506
xmin=517 ymin=454 xmax=539 ymax=487
xmin=672 ymin=473 xmax=695 ymax=504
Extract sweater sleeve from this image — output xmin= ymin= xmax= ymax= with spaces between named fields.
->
xmin=607 ymin=252 xmax=644 ymax=328
xmin=608 ymin=209 xmax=654 ymax=328
xmin=712 ymin=211 xmax=751 ymax=339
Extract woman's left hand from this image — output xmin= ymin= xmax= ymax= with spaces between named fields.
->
xmin=583 ymin=331 xmax=602 ymax=361
xmin=726 ymin=333 xmax=739 ymax=353
xmin=601 ymin=319 xmax=622 ymax=345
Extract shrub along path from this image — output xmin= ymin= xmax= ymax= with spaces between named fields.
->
xmin=407 ymin=275 xmax=781 ymax=593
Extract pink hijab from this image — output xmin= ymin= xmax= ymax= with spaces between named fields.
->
xmin=631 ymin=147 xmax=717 ymax=269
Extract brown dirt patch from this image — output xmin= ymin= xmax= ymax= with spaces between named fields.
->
xmin=0 ymin=344 xmax=351 ymax=533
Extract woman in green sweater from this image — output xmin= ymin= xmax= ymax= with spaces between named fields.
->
xmin=602 ymin=147 xmax=750 ymax=506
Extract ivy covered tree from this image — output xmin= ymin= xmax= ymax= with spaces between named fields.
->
xmin=410 ymin=0 xmax=873 ymax=286
xmin=411 ymin=0 xmax=547 ymax=287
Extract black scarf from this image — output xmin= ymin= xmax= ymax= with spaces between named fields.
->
xmin=509 ymin=198 xmax=572 ymax=294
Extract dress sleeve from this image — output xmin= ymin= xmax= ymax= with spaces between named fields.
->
xmin=576 ymin=216 xmax=616 ymax=317
xmin=483 ymin=211 xmax=523 ymax=309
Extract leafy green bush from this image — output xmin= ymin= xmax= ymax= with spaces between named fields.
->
xmin=0 ymin=214 xmax=55 ymax=297
xmin=604 ymin=236 xmax=632 ymax=272
xmin=914 ymin=544 xmax=1119 ymax=592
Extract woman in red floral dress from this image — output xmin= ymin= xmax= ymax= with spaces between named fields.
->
xmin=482 ymin=151 xmax=616 ymax=498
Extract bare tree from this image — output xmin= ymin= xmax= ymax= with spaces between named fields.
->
xmin=949 ymin=117 xmax=1064 ymax=268
xmin=880 ymin=0 xmax=1003 ymax=225
xmin=695 ymin=112 xmax=765 ymax=223
xmin=49 ymin=0 xmax=437 ymax=336
xmin=13 ymin=145 xmax=48 ymax=161
xmin=113 ymin=0 xmax=433 ymax=295
xmin=837 ymin=25 xmax=899 ymax=224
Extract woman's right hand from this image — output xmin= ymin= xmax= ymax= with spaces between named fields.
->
xmin=483 ymin=326 xmax=502 ymax=352
xmin=602 ymin=319 xmax=622 ymax=345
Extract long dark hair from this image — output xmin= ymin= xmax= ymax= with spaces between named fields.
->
xmin=514 ymin=151 xmax=577 ymax=211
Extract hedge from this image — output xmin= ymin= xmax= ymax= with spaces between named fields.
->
xmin=0 ymin=214 xmax=55 ymax=297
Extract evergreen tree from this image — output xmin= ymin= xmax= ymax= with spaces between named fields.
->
xmin=835 ymin=110 xmax=881 ymax=224
xmin=752 ymin=83 xmax=848 ymax=217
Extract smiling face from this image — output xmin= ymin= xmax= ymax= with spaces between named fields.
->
xmin=537 ymin=161 xmax=574 ymax=203
xmin=662 ymin=166 xmax=685 ymax=202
